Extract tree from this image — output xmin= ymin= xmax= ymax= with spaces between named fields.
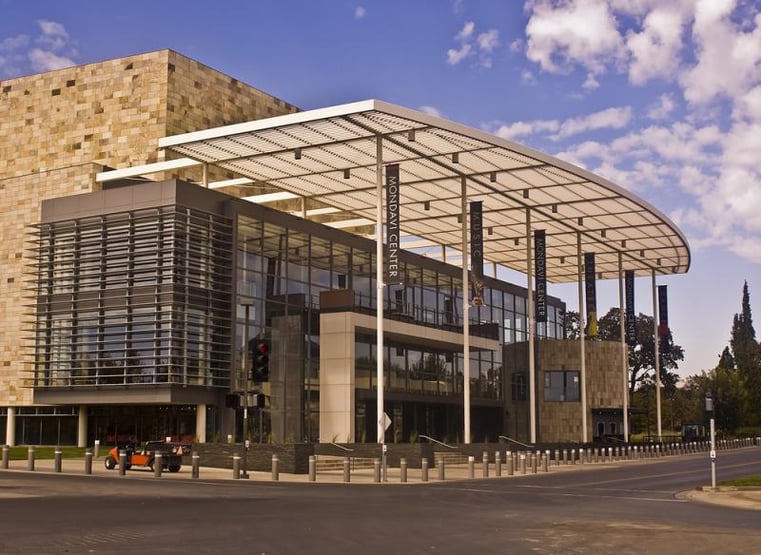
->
xmin=730 ymin=281 xmax=757 ymax=374
xmin=595 ymin=307 xmax=684 ymax=395
xmin=563 ymin=310 xmax=581 ymax=340
xmin=717 ymin=346 xmax=735 ymax=371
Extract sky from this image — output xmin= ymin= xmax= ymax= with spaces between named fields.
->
xmin=1 ymin=0 xmax=759 ymax=381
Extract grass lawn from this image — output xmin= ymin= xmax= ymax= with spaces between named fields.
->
xmin=719 ymin=475 xmax=761 ymax=487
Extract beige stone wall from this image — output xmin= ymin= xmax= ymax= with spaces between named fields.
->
xmin=503 ymin=339 xmax=624 ymax=443
xmin=0 ymin=50 xmax=299 ymax=408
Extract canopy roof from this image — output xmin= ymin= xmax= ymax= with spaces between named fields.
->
xmin=154 ymin=99 xmax=689 ymax=283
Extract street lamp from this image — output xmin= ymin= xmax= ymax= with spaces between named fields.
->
xmin=705 ymin=391 xmax=716 ymax=489
xmin=240 ymin=301 xmax=253 ymax=479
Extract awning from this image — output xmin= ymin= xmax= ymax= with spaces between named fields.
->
xmin=154 ymin=99 xmax=690 ymax=283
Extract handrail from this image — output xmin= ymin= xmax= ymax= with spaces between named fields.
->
xmin=328 ymin=442 xmax=354 ymax=452
xmin=418 ymin=435 xmax=457 ymax=450
xmin=498 ymin=435 xmax=534 ymax=449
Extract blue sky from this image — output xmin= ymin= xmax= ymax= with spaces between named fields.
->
xmin=2 ymin=0 xmax=759 ymax=380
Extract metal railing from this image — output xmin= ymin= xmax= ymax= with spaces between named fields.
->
xmin=418 ymin=435 xmax=457 ymax=449
xmin=498 ymin=435 xmax=534 ymax=450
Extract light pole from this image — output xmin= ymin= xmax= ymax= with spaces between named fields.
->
xmin=705 ymin=391 xmax=716 ymax=489
xmin=241 ymin=301 xmax=252 ymax=479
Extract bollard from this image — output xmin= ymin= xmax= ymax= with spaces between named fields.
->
xmin=309 ymin=455 xmax=316 ymax=482
xmin=192 ymin=452 xmax=200 ymax=479
xmin=554 ymin=449 xmax=560 ymax=466
xmin=2 ymin=445 xmax=8 ymax=470
xmin=579 ymin=448 xmax=584 ymax=465
xmin=400 ymin=458 xmax=407 ymax=483
xmin=272 ymin=455 xmax=279 ymax=481
xmin=531 ymin=453 xmax=537 ymax=474
xmin=571 ymin=449 xmax=576 ymax=465
xmin=118 ymin=449 xmax=127 ymax=476
xmin=343 ymin=457 xmax=351 ymax=483
xmin=373 ymin=458 xmax=381 ymax=483
xmin=85 ymin=451 xmax=93 ymax=475
xmin=54 ymin=448 xmax=62 ymax=473
xmin=93 ymin=439 xmax=100 ymax=459
xmin=421 ymin=458 xmax=429 ymax=482
xmin=520 ymin=453 xmax=527 ymax=474
xmin=27 ymin=446 xmax=35 ymax=471
xmin=562 ymin=449 xmax=568 ymax=465
xmin=482 ymin=452 xmax=489 ymax=478
xmin=507 ymin=452 xmax=514 ymax=476
xmin=468 ymin=456 xmax=475 ymax=479
xmin=154 ymin=453 xmax=163 ymax=478
xmin=437 ymin=457 xmax=445 ymax=481
xmin=542 ymin=452 xmax=549 ymax=473
xmin=495 ymin=451 xmax=502 ymax=477
xmin=233 ymin=454 xmax=241 ymax=479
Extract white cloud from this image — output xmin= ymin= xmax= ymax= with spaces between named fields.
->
xmin=554 ymin=106 xmax=633 ymax=138
xmin=626 ymin=5 xmax=687 ymax=85
xmin=477 ymin=29 xmax=499 ymax=52
xmin=447 ymin=43 xmax=472 ymax=65
xmin=1 ymin=34 xmax=30 ymax=52
xmin=509 ymin=38 xmax=524 ymax=53
xmin=28 ymin=48 xmax=74 ymax=72
xmin=354 ymin=6 xmax=366 ymax=19
xmin=647 ymin=94 xmax=676 ymax=120
xmin=447 ymin=21 xmax=499 ymax=68
xmin=582 ymin=72 xmax=599 ymax=90
xmin=419 ymin=105 xmax=445 ymax=118
xmin=521 ymin=69 xmax=537 ymax=84
xmin=525 ymin=0 xmax=627 ymax=75
xmin=456 ymin=21 xmax=475 ymax=41
xmin=491 ymin=119 xmax=560 ymax=140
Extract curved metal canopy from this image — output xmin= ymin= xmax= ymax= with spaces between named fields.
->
xmin=157 ymin=99 xmax=690 ymax=283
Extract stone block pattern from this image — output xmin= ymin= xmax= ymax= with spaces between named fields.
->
xmin=0 ymin=49 xmax=299 ymax=408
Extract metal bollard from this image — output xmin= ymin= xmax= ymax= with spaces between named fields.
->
xmin=309 ymin=455 xmax=316 ymax=482
xmin=93 ymin=440 xmax=100 ymax=459
xmin=232 ymin=454 xmax=240 ymax=479
xmin=542 ymin=452 xmax=549 ymax=473
xmin=437 ymin=457 xmax=445 ymax=481
xmin=54 ymin=448 xmax=62 ymax=473
xmin=507 ymin=452 xmax=514 ymax=475
xmin=571 ymin=449 xmax=576 ymax=465
xmin=192 ymin=452 xmax=200 ymax=479
xmin=482 ymin=452 xmax=489 ymax=478
xmin=374 ymin=458 xmax=381 ymax=483
xmin=118 ymin=450 xmax=127 ymax=476
xmin=468 ymin=456 xmax=475 ymax=479
xmin=495 ymin=451 xmax=502 ymax=477
xmin=520 ymin=453 xmax=527 ymax=474
xmin=272 ymin=455 xmax=279 ymax=481
xmin=531 ymin=453 xmax=537 ymax=473
xmin=343 ymin=457 xmax=350 ymax=483
xmin=562 ymin=449 xmax=568 ymax=465
xmin=400 ymin=458 xmax=407 ymax=483
xmin=2 ymin=445 xmax=8 ymax=469
xmin=28 ymin=446 xmax=35 ymax=471
xmin=154 ymin=453 xmax=163 ymax=478
xmin=554 ymin=449 xmax=560 ymax=466
xmin=422 ymin=458 xmax=429 ymax=482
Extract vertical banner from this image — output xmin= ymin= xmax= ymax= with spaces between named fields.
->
xmin=385 ymin=164 xmax=402 ymax=285
xmin=584 ymin=252 xmax=598 ymax=337
xmin=534 ymin=229 xmax=547 ymax=322
xmin=469 ymin=201 xmax=484 ymax=306
xmin=658 ymin=284 xmax=670 ymax=353
xmin=625 ymin=270 xmax=637 ymax=346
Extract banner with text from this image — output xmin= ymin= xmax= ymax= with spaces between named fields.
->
xmin=534 ymin=229 xmax=547 ymax=322
xmin=385 ymin=164 xmax=402 ymax=285
xmin=584 ymin=252 xmax=598 ymax=337
xmin=658 ymin=284 xmax=670 ymax=354
xmin=470 ymin=201 xmax=484 ymax=306
xmin=625 ymin=270 xmax=637 ymax=346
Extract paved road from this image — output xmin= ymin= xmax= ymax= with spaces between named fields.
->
xmin=1 ymin=448 xmax=759 ymax=554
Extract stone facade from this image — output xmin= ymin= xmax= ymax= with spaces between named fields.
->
xmin=0 ymin=50 xmax=298 ymax=408
xmin=503 ymin=339 xmax=625 ymax=443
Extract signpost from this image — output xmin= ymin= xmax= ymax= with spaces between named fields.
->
xmin=706 ymin=393 xmax=716 ymax=489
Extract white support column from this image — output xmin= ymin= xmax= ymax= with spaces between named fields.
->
xmin=376 ymin=135 xmax=385 ymax=445
xmin=6 ymin=407 xmax=16 ymax=446
xmin=526 ymin=209 xmax=536 ymax=444
xmin=301 ymin=197 xmax=307 ymax=219
xmin=577 ymin=233 xmax=588 ymax=443
xmin=202 ymin=162 xmax=208 ymax=187
xmin=652 ymin=269 xmax=662 ymax=441
xmin=618 ymin=253 xmax=629 ymax=442
xmin=77 ymin=405 xmax=87 ymax=448
xmin=461 ymin=176 xmax=471 ymax=444
xmin=196 ymin=404 xmax=207 ymax=443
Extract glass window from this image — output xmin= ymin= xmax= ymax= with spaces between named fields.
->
xmin=544 ymin=370 xmax=580 ymax=402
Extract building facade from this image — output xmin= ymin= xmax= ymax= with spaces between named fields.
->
xmin=2 ymin=50 xmax=633 ymax=447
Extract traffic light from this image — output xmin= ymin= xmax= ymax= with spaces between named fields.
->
xmin=254 ymin=341 xmax=269 ymax=382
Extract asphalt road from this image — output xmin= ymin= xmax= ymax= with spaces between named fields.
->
xmin=1 ymin=448 xmax=759 ymax=554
